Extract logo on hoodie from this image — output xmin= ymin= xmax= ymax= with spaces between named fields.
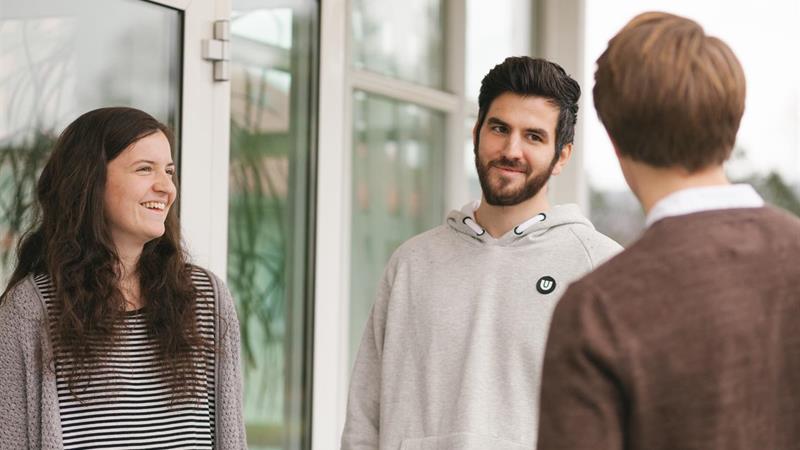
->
xmin=536 ymin=276 xmax=556 ymax=295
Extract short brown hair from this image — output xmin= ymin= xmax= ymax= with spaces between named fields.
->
xmin=593 ymin=12 xmax=746 ymax=172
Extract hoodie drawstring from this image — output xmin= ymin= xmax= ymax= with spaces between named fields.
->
xmin=513 ymin=213 xmax=547 ymax=235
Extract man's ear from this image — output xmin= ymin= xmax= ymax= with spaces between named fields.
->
xmin=550 ymin=143 xmax=573 ymax=176
xmin=472 ymin=119 xmax=481 ymax=145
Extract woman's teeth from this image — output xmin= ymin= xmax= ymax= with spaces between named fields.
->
xmin=142 ymin=201 xmax=166 ymax=210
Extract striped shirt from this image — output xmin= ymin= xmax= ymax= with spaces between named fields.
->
xmin=35 ymin=269 xmax=217 ymax=449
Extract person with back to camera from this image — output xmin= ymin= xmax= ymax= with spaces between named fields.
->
xmin=0 ymin=107 xmax=246 ymax=449
xmin=537 ymin=11 xmax=800 ymax=450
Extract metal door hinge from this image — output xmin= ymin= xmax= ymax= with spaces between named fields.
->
xmin=202 ymin=20 xmax=230 ymax=81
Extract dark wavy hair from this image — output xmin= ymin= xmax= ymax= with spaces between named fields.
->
xmin=1 ymin=107 xmax=207 ymax=398
xmin=477 ymin=56 xmax=581 ymax=154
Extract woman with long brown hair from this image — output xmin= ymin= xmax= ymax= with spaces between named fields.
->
xmin=0 ymin=107 xmax=245 ymax=449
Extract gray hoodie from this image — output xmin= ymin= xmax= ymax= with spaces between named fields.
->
xmin=342 ymin=202 xmax=622 ymax=450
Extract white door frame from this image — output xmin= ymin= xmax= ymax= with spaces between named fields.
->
xmin=313 ymin=0 xmax=350 ymax=448
xmin=150 ymin=0 xmax=232 ymax=278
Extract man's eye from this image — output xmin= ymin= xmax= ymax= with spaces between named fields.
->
xmin=528 ymin=134 xmax=542 ymax=142
xmin=491 ymin=125 xmax=507 ymax=133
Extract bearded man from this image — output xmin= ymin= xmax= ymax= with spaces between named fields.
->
xmin=341 ymin=56 xmax=621 ymax=450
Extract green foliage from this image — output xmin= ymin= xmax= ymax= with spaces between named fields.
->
xmin=0 ymin=132 xmax=55 ymax=271
xmin=741 ymin=171 xmax=800 ymax=216
xmin=227 ymin=120 xmax=290 ymax=368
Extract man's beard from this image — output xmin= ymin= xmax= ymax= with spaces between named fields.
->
xmin=475 ymin=145 xmax=559 ymax=206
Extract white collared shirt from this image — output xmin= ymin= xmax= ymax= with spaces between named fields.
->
xmin=645 ymin=184 xmax=764 ymax=228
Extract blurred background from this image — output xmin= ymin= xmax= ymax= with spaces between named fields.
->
xmin=584 ymin=0 xmax=800 ymax=245
xmin=1 ymin=0 xmax=797 ymax=448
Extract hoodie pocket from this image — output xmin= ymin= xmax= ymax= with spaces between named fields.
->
xmin=399 ymin=432 xmax=530 ymax=450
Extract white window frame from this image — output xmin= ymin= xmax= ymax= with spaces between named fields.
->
xmin=539 ymin=0 xmax=586 ymax=208
xmin=149 ymin=0 xmax=233 ymax=277
xmin=313 ymin=1 xmax=469 ymax=448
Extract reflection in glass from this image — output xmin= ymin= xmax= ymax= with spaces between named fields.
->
xmin=227 ymin=3 xmax=315 ymax=449
xmin=350 ymin=91 xmax=446 ymax=360
xmin=0 ymin=0 xmax=181 ymax=283
xmin=352 ymin=0 xmax=445 ymax=88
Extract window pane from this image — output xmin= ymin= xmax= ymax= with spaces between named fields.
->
xmin=349 ymin=91 xmax=446 ymax=360
xmin=227 ymin=2 xmax=316 ymax=449
xmin=464 ymin=116 xmax=481 ymax=200
xmin=465 ymin=0 xmax=532 ymax=101
xmin=352 ymin=0 xmax=445 ymax=88
xmin=584 ymin=1 xmax=800 ymax=245
xmin=0 ymin=0 xmax=181 ymax=283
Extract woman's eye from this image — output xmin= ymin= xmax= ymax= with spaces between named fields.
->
xmin=137 ymin=166 xmax=152 ymax=173
xmin=166 ymin=168 xmax=176 ymax=176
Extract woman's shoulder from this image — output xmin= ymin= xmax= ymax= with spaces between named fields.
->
xmin=0 ymin=275 xmax=47 ymax=330
xmin=186 ymin=264 xmax=227 ymax=294
xmin=1 ymin=275 xmax=46 ymax=316
xmin=186 ymin=264 xmax=235 ymax=313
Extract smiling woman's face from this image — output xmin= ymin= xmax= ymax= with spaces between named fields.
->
xmin=103 ymin=131 xmax=177 ymax=252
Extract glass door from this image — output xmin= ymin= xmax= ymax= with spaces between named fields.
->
xmin=1 ymin=1 xmax=319 ymax=447
xmin=0 ymin=0 xmax=235 ymax=282
xmin=227 ymin=1 xmax=317 ymax=448
xmin=0 ymin=0 xmax=183 ymax=281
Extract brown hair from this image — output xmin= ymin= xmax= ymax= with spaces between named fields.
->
xmin=593 ymin=11 xmax=746 ymax=171
xmin=477 ymin=56 xmax=581 ymax=154
xmin=1 ymin=107 xmax=208 ymax=399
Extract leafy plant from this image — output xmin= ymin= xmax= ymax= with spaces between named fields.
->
xmin=0 ymin=132 xmax=55 ymax=273
xmin=227 ymin=121 xmax=290 ymax=368
xmin=739 ymin=171 xmax=800 ymax=216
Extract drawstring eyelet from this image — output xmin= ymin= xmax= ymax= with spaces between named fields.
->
xmin=462 ymin=216 xmax=485 ymax=236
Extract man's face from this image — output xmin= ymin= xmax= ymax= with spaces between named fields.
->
xmin=474 ymin=92 xmax=568 ymax=206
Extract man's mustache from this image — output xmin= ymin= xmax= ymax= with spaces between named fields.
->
xmin=490 ymin=157 xmax=529 ymax=174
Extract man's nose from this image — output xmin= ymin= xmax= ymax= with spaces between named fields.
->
xmin=502 ymin=133 xmax=524 ymax=159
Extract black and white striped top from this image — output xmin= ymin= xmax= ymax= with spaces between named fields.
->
xmin=35 ymin=269 xmax=217 ymax=449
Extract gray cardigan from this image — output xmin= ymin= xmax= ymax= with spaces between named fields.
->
xmin=0 ymin=271 xmax=247 ymax=449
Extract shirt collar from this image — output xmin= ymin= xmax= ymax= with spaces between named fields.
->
xmin=645 ymin=184 xmax=764 ymax=227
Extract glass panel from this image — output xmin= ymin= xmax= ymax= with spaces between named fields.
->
xmin=584 ymin=1 xmax=800 ymax=246
xmin=0 ymin=0 xmax=181 ymax=283
xmin=465 ymin=0 xmax=532 ymax=101
xmin=349 ymin=91 xmax=446 ymax=360
xmin=227 ymin=2 xmax=316 ymax=449
xmin=352 ymin=0 xmax=445 ymax=88
xmin=464 ymin=115 xmax=481 ymax=200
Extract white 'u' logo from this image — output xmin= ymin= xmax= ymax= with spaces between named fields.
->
xmin=540 ymin=279 xmax=553 ymax=290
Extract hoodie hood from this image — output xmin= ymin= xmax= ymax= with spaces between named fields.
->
xmin=446 ymin=200 xmax=594 ymax=246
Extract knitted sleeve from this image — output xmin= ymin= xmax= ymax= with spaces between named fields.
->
xmin=0 ymin=282 xmax=32 ymax=448
xmin=208 ymin=271 xmax=247 ymax=449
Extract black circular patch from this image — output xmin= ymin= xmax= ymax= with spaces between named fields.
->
xmin=536 ymin=276 xmax=557 ymax=295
